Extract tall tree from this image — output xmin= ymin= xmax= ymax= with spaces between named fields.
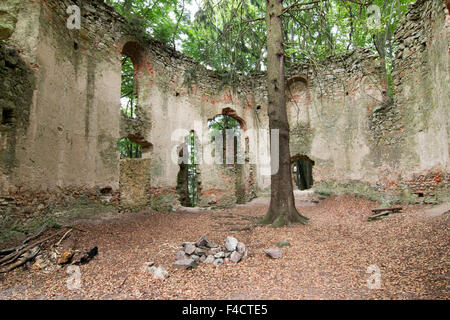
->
xmin=261 ymin=0 xmax=308 ymax=227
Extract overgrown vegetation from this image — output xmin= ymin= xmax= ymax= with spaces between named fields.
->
xmin=106 ymin=0 xmax=414 ymax=95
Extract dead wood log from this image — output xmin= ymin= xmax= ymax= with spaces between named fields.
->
xmin=0 ymin=224 xmax=48 ymax=256
xmin=0 ymin=245 xmax=25 ymax=257
xmin=23 ymin=224 xmax=48 ymax=245
xmin=0 ymin=246 xmax=41 ymax=273
xmin=368 ymin=211 xmax=391 ymax=221
xmin=55 ymin=229 xmax=73 ymax=247
xmin=0 ymin=229 xmax=66 ymax=267
xmin=371 ymin=206 xmax=402 ymax=214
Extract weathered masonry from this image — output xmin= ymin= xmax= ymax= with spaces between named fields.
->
xmin=0 ymin=0 xmax=448 ymax=229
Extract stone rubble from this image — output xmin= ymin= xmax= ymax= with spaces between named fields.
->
xmin=174 ymin=236 xmax=248 ymax=268
xmin=264 ymin=248 xmax=283 ymax=259
xmin=142 ymin=262 xmax=169 ymax=279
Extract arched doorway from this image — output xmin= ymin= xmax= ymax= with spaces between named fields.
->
xmin=292 ymin=155 xmax=314 ymax=190
xmin=176 ymin=130 xmax=201 ymax=207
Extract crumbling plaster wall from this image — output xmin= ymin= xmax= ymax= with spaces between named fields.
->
xmin=251 ymin=0 xmax=448 ymax=202
xmin=1 ymin=0 xmax=261 ymax=213
xmin=286 ymin=51 xmax=386 ymax=185
xmin=1 ymin=0 xmax=448 ymax=227
xmin=250 ymin=49 xmax=387 ymax=189
xmin=1 ymin=0 xmax=126 ymax=220
xmin=135 ymin=45 xmax=262 ymax=207
xmin=391 ymin=0 xmax=449 ymax=199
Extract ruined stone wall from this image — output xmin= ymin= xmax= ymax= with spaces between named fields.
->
xmin=0 ymin=0 xmax=448 ymax=237
xmin=0 ymin=0 xmax=262 ymax=218
xmin=119 ymin=21 xmax=263 ymax=209
xmin=0 ymin=0 xmax=125 ymax=229
xmin=286 ymin=50 xmax=386 ymax=185
xmin=119 ymin=159 xmax=151 ymax=209
xmin=391 ymin=0 xmax=449 ymax=200
xmin=250 ymin=49 xmax=387 ymax=192
xmin=251 ymin=0 xmax=449 ymax=202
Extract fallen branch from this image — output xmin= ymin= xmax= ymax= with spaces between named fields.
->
xmin=55 ymin=229 xmax=73 ymax=247
xmin=371 ymin=206 xmax=402 ymax=214
xmin=0 ymin=245 xmax=25 ymax=257
xmin=0 ymin=224 xmax=48 ymax=256
xmin=23 ymin=224 xmax=48 ymax=245
xmin=368 ymin=211 xmax=391 ymax=221
xmin=0 ymin=229 xmax=66 ymax=267
xmin=0 ymin=246 xmax=41 ymax=273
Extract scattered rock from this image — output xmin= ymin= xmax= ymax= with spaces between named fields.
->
xmin=176 ymin=251 xmax=188 ymax=260
xmin=176 ymin=236 xmax=247 ymax=268
xmin=214 ymin=251 xmax=225 ymax=259
xmin=148 ymin=266 xmax=169 ymax=280
xmin=204 ymin=255 xmax=215 ymax=264
xmin=225 ymin=236 xmax=238 ymax=251
xmin=184 ymin=244 xmax=196 ymax=255
xmin=196 ymin=236 xmax=217 ymax=248
xmin=57 ymin=250 xmax=74 ymax=265
xmin=173 ymin=258 xmax=197 ymax=269
xmin=230 ymin=251 xmax=243 ymax=263
xmin=208 ymin=248 xmax=221 ymax=255
xmin=195 ymin=247 xmax=206 ymax=256
xmin=141 ymin=261 xmax=155 ymax=272
xmin=191 ymin=254 xmax=200 ymax=262
xmin=213 ymin=258 xmax=224 ymax=266
xmin=264 ymin=248 xmax=283 ymax=259
xmin=237 ymin=242 xmax=246 ymax=254
xmin=72 ymin=247 xmax=98 ymax=265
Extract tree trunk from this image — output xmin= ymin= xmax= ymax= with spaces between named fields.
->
xmin=261 ymin=0 xmax=308 ymax=227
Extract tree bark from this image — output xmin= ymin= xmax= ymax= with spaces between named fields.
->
xmin=261 ymin=0 xmax=308 ymax=227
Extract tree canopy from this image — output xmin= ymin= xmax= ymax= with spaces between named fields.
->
xmin=107 ymin=0 xmax=414 ymax=87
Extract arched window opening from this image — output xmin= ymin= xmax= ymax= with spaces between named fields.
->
xmin=208 ymin=114 xmax=242 ymax=165
xmin=291 ymin=155 xmax=315 ymax=190
xmin=177 ymin=131 xmax=200 ymax=207
xmin=121 ymin=54 xmax=138 ymax=118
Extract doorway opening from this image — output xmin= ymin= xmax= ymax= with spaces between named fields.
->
xmin=292 ymin=155 xmax=314 ymax=190
xmin=176 ymin=130 xmax=200 ymax=207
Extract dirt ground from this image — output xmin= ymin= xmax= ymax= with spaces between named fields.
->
xmin=0 ymin=195 xmax=448 ymax=300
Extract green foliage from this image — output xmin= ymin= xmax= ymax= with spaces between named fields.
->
xmin=121 ymin=55 xmax=137 ymax=118
xmin=105 ymin=0 xmax=415 ymax=92
xmin=118 ymin=54 xmax=142 ymax=159
xmin=118 ymin=137 xmax=142 ymax=158
xmin=186 ymin=131 xmax=198 ymax=207
xmin=182 ymin=0 xmax=267 ymax=75
xmin=105 ymin=0 xmax=193 ymax=47
xmin=208 ymin=115 xmax=242 ymax=163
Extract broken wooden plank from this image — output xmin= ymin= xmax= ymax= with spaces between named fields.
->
xmin=371 ymin=206 xmax=402 ymax=214
xmin=368 ymin=211 xmax=391 ymax=221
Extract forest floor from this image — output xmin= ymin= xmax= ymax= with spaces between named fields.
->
xmin=0 ymin=195 xmax=448 ymax=300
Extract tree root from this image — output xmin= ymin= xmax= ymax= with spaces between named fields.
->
xmin=260 ymin=209 xmax=309 ymax=228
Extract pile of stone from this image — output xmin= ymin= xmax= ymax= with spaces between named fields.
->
xmin=173 ymin=236 xmax=247 ymax=269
